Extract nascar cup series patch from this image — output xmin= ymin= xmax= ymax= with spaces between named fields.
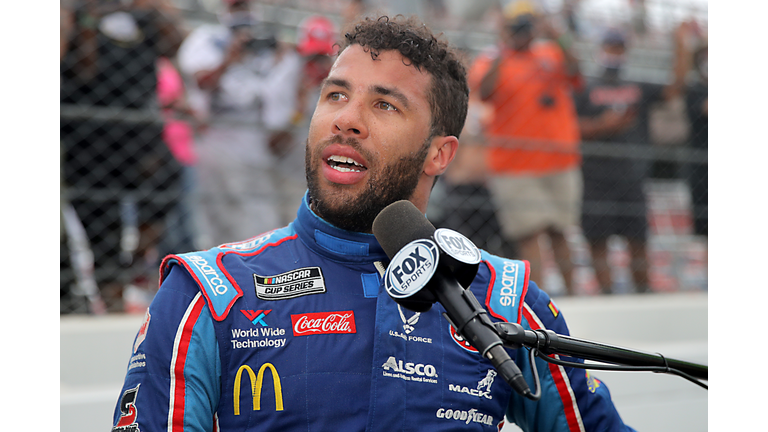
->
xmin=254 ymin=267 xmax=326 ymax=300
xmin=385 ymin=239 xmax=439 ymax=299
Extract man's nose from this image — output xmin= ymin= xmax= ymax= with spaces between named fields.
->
xmin=333 ymin=100 xmax=369 ymax=139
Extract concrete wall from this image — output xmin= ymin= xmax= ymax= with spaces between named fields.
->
xmin=61 ymin=292 xmax=707 ymax=431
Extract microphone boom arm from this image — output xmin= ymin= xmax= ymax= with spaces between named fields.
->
xmin=493 ymin=321 xmax=708 ymax=388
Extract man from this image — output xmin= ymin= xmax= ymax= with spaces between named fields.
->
xmin=575 ymin=29 xmax=680 ymax=294
xmin=176 ymin=0 xmax=302 ymax=248
xmin=468 ymin=1 xmax=583 ymax=296
xmin=113 ymin=15 xmax=635 ymax=431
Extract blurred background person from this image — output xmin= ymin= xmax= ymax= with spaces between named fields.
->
xmin=60 ymin=0 xmax=186 ymax=311
xmin=429 ymin=94 xmax=518 ymax=259
xmin=273 ymin=14 xmax=339 ymax=225
xmin=176 ymin=0 xmax=302 ymax=248
xmin=684 ymin=40 xmax=708 ymax=238
xmin=154 ymin=57 xmax=201 ymax=250
xmin=468 ymin=0 xmax=583 ymax=296
xmin=575 ymin=27 xmax=685 ymax=294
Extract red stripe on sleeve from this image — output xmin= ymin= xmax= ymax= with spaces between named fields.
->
xmin=523 ymin=305 xmax=584 ymax=432
xmin=171 ymin=295 xmax=206 ymax=431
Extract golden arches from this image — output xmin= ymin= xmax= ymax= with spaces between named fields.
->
xmin=233 ymin=363 xmax=284 ymax=415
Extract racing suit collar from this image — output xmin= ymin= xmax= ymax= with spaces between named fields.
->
xmin=294 ymin=191 xmax=389 ymax=263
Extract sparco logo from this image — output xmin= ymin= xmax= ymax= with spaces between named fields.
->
xmin=189 ymin=255 xmax=228 ymax=296
xmin=434 ymin=228 xmax=481 ymax=264
xmin=384 ymin=239 xmax=438 ymax=299
xmin=435 ymin=408 xmax=494 ymax=426
xmin=291 ymin=311 xmax=356 ymax=336
xmin=254 ymin=267 xmax=326 ymax=300
xmin=499 ymin=261 xmax=520 ymax=307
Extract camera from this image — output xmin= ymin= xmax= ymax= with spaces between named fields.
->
xmin=231 ymin=21 xmax=277 ymax=53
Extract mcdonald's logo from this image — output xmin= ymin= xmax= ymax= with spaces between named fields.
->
xmin=234 ymin=363 xmax=284 ymax=415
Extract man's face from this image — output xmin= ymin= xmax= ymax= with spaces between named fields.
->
xmin=502 ymin=15 xmax=536 ymax=51
xmin=305 ymin=44 xmax=435 ymax=233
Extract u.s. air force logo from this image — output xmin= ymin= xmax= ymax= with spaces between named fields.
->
xmin=254 ymin=267 xmax=326 ymax=300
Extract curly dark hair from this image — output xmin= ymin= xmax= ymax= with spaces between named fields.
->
xmin=338 ymin=15 xmax=469 ymax=139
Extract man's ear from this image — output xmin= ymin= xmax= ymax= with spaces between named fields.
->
xmin=423 ymin=135 xmax=459 ymax=177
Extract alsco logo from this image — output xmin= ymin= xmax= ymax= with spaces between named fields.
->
xmin=291 ymin=311 xmax=356 ymax=336
xmin=234 ymin=363 xmax=283 ymax=414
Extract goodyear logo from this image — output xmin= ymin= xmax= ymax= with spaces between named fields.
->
xmin=234 ymin=363 xmax=284 ymax=414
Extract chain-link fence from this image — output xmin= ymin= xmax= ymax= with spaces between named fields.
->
xmin=60 ymin=0 xmax=707 ymax=314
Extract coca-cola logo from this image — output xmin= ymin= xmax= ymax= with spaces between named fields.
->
xmin=291 ymin=311 xmax=357 ymax=336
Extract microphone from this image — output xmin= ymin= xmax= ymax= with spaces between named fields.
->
xmin=372 ymin=200 xmax=533 ymax=398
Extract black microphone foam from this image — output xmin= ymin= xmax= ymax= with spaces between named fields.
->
xmin=372 ymin=200 xmax=436 ymax=259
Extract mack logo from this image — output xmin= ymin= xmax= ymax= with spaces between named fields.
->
xmin=189 ymin=255 xmax=229 ymax=296
xmin=254 ymin=267 xmax=326 ymax=300
xmin=385 ymin=240 xmax=439 ymax=299
xmin=449 ymin=370 xmax=496 ymax=399
xmin=499 ymin=261 xmax=520 ymax=307
xmin=241 ymin=309 xmax=271 ymax=326
xmin=434 ymin=228 xmax=481 ymax=264
xmin=291 ymin=311 xmax=356 ymax=336
xmin=234 ymin=363 xmax=283 ymax=414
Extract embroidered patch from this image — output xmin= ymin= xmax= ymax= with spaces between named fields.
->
xmin=254 ymin=267 xmax=326 ymax=300
xmin=291 ymin=310 xmax=356 ymax=336
xmin=548 ymin=300 xmax=560 ymax=318
xmin=586 ymin=371 xmax=602 ymax=393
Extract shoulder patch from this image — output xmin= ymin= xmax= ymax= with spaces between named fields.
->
xmin=160 ymin=249 xmax=243 ymax=321
xmin=253 ymin=267 xmax=326 ymax=300
xmin=218 ymin=229 xmax=277 ymax=252
xmin=481 ymin=254 xmax=530 ymax=324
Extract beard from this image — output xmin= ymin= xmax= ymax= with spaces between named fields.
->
xmin=305 ymin=136 xmax=431 ymax=233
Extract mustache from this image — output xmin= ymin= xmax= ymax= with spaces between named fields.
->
xmin=326 ymin=134 xmax=362 ymax=150
xmin=310 ymin=135 xmax=372 ymax=163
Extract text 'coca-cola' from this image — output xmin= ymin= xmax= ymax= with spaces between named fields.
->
xmin=290 ymin=311 xmax=357 ymax=336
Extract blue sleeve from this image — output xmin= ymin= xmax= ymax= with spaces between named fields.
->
xmin=506 ymin=281 xmax=637 ymax=432
xmin=112 ymin=265 xmax=222 ymax=431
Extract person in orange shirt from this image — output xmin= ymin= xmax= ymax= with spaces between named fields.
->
xmin=468 ymin=1 xmax=583 ymax=295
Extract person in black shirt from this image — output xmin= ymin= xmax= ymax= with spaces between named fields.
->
xmin=575 ymin=29 xmax=680 ymax=294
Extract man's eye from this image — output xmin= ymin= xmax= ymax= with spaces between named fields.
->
xmin=329 ymin=92 xmax=346 ymax=102
xmin=376 ymin=101 xmax=397 ymax=111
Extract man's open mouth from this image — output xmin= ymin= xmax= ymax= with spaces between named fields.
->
xmin=327 ymin=155 xmax=367 ymax=173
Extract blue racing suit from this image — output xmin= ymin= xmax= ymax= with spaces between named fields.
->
xmin=112 ymin=193 xmax=636 ymax=431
